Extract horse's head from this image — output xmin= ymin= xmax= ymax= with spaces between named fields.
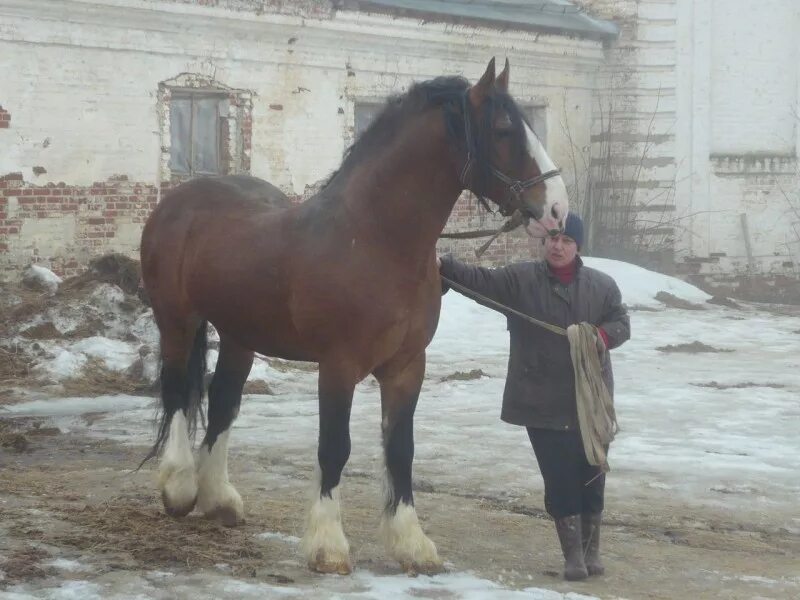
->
xmin=460 ymin=58 xmax=569 ymax=234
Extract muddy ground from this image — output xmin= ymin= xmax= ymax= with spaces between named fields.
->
xmin=1 ymin=407 xmax=798 ymax=599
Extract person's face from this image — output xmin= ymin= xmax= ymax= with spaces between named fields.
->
xmin=544 ymin=233 xmax=578 ymax=268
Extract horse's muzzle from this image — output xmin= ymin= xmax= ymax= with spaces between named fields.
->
xmin=521 ymin=204 xmax=544 ymax=222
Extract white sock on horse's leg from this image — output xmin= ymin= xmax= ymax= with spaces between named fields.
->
xmin=380 ymin=470 xmax=441 ymax=574
xmin=196 ymin=428 xmax=244 ymax=527
xmin=301 ymin=470 xmax=352 ymax=574
xmin=159 ymin=410 xmax=197 ymax=517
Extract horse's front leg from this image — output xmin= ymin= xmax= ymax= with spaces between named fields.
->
xmin=376 ymin=352 xmax=442 ymax=575
xmin=301 ymin=362 xmax=356 ymax=575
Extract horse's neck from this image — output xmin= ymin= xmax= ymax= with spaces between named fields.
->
xmin=344 ymin=112 xmax=462 ymax=262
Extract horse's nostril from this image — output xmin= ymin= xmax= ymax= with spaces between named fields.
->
xmin=551 ymin=203 xmax=560 ymax=220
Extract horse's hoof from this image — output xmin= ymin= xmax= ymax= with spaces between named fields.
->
xmin=309 ymin=551 xmax=353 ymax=575
xmin=197 ymin=480 xmax=244 ymax=527
xmin=205 ymin=505 xmax=245 ymax=528
xmin=401 ymin=559 xmax=445 ymax=576
xmin=162 ymin=490 xmax=196 ymax=518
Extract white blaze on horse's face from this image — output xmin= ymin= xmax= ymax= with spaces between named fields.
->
xmin=524 ymin=123 xmax=569 ymax=234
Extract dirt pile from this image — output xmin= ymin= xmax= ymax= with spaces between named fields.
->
xmin=0 ymin=254 xmax=156 ymax=393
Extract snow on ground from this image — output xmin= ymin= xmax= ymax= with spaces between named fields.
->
xmin=21 ymin=265 xmax=63 ymax=294
xmin=4 ymin=570 xmax=600 ymax=600
xmin=4 ymin=258 xmax=800 ymax=597
xmin=582 ymin=257 xmax=711 ymax=308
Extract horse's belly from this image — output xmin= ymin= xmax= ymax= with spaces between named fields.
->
xmin=203 ymin=303 xmax=320 ymax=362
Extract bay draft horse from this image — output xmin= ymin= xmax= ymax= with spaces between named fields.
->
xmin=140 ymin=58 xmax=569 ymax=575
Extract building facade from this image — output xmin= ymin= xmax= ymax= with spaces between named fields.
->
xmin=583 ymin=0 xmax=800 ymax=300
xmin=4 ymin=0 xmax=797 ymax=301
xmin=0 ymin=0 xmax=614 ymax=279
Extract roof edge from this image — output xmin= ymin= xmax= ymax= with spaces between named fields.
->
xmin=336 ymin=0 xmax=620 ymax=41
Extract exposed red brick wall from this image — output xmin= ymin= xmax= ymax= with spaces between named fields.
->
xmin=0 ymin=173 xmax=160 ymax=278
xmin=0 ymin=105 xmax=10 ymax=129
xmin=436 ymin=193 xmax=540 ymax=266
xmin=0 ymin=172 xmax=532 ymax=281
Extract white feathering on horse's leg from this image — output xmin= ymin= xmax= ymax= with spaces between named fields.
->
xmin=380 ymin=469 xmax=442 ymax=575
xmin=380 ymin=501 xmax=442 ymax=574
xmin=196 ymin=428 xmax=244 ymax=527
xmin=301 ymin=469 xmax=352 ymax=574
xmin=158 ymin=410 xmax=198 ymax=517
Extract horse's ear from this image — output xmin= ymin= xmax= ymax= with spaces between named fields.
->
xmin=469 ymin=57 xmax=496 ymax=107
xmin=495 ymin=58 xmax=510 ymax=92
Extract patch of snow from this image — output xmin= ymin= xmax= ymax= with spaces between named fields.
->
xmin=256 ymin=531 xmax=301 ymax=544
xmin=39 ymin=347 xmax=88 ymax=380
xmin=582 ymin=257 xmax=711 ymax=308
xmin=44 ymin=558 xmax=94 ymax=573
xmin=33 ymin=337 xmax=139 ymax=380
xmin=88 ymin=284 xmax=127 ymax=313
xmin=70 ymin=337 xmax=139 ymax=371
xmin=5 ymin=569 xmax=600 ymax=600
xmin=4 ymin=395 xmax=152 ymax=417
xmin=352 ymin=571 xmax=599 ymax=599
xmin=130 ymin=312 xmax=160 ymax=349
xmin=24 ymin=265 xmax=62 ymax=293
xmin=141 ymin=351 xmax=160 ymax=383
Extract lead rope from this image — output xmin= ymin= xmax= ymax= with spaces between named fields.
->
xmin=439 ymin=275 xmax=566 ymax=336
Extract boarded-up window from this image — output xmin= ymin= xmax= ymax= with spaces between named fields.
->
xmin=169 ymin=92 xmax=227 ymax=176
xmin=354 ymin=102 xmax=384 ymax=139
xmin=523 ymin=105 xmax=548 ymax=149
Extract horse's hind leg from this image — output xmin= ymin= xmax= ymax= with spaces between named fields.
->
xmin=196 ymin=335 xmax=253 ymax=527
xmin=157 ymin=321 xmax=207 ymax=518
xmin=301 ymin=361 xmax=356 ymax=575
xmin=375 ymin=352 xmax=442 ymax=574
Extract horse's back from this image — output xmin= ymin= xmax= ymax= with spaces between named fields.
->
xmin=140 ymin=175 xmax=292 ymax=302
xmin=143 ymin=175 xmax=289 ymax=248
xmin=158 ymin=175 xmax=290 ymax=211
xmin=214 ymin=175 xmax=291 ymax=210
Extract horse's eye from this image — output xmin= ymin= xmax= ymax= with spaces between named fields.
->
xmin=494 ymin=129 xmax=514 ymax=139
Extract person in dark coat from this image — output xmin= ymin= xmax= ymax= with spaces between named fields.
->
xmin=438 ymin=213 xmax=630 ymax=580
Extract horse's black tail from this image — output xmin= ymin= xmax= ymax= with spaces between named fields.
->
xmin=183 ymin=320 xmax=209 ymax=439
xmin=137 ymin=321 xmax=208 ymax=470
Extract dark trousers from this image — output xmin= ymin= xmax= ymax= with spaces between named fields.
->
xmin=527 ymin=427 xmax=606 ymax=519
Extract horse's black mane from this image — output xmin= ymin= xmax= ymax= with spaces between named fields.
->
xmin=324 ymin=75 xmax=531 ymax=202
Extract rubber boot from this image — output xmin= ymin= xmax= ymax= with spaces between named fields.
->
xmin=582 ymin=512 xmax=604 ymax=576
xmin=554 ymin=514 xmax=588 ymax=581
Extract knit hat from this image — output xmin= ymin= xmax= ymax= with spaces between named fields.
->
xmin=562 ymin=212 xmax=584 ymax=249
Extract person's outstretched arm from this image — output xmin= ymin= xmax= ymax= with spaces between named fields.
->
xmin=439 ymin=255 xmax=523 ymax=312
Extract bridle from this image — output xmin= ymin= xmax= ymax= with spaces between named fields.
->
xmin=457 ymin=91 xmax=561 ymax=219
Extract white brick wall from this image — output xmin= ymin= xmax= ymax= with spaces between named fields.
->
xmin=710 ymin=0 xmax=797 ymax=156
xmin=675 ymin=0 xmax=800 ymax=275
xmin=588 ymin=0 xmax=800 ymax=280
